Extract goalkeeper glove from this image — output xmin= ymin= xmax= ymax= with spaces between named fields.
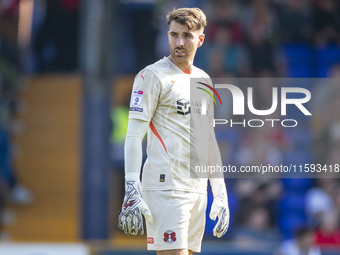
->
xmin=118 ymin=179 xmax=153 ymax=235
xmin=209 ymin=193 xmax=230 ymax=238
xmin=209 ymin=178 xmax=230 ymax=238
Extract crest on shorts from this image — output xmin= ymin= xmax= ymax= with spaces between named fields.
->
xmin=147 ymin=237 xmax=154 ymax=244
xmin=163 ymin=230 xmax=176 ymax=243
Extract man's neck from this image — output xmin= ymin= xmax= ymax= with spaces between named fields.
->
xmin=168 ymin=55 xmax=193 ymax=72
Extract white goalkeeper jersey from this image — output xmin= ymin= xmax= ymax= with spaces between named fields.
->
xmin=129 ymin=57 xmax=220 ymax=194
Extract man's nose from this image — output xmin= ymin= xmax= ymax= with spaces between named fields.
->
xmin=176 ymin=36 xmax=184 ymax=47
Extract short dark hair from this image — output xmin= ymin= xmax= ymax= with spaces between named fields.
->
xmin=166 ymin=8 xmax=207 ymax=32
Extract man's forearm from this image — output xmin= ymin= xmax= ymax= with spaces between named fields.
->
xmin=124 ymin=118 xmax=149 ymax=180
xmin=208 ymin=126 xmax=228 ymax=197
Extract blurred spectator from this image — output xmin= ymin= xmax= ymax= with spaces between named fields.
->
xmin=312 ymin=0 xmax=340 ymax=47
xmin=315 ymin=210 xmax=340 ymax=247
xmin=311 ymin=64 xmax=340 ymax=164
xmin=0 ymin=102 xmax=33 ymax=234
xmin=235 ymin=128 xmax=285 ymax=167
xmin=0 ymin=127 xmax=11 ymax=199
xmin=0 ymin=0 xmax=33 ymax=207
xmin=235 ymin=180 xmax=282 ymax=227
xmin=305 ymin=178 xmax=338 ymax=227
xmin=232 ymin=206 xmax=281 ymax=248
xmin=205 ymin=0 xmax=243 ymax=44
xmin=276 ymin=226 xmax=321 ymax=255
xmin=275 ymin=0 xmax=313 ymax=43
xmin=0 ymin=0 xmax=18 ymax=17
xmin=335 ymin=186 xmax=340 ymax=220
xmin=118 ymin=0 xmax=158 ymax=72
xmin=33 ymin=0 xmax=79 ymax=72
xmin=199 ymin=0 xmax=249 ymax=76
xmin=241 ymin=0 xmax=282 ymax=76
xmin=205 ymin=25 xmax=249 ymax=77
xmin=110 ymin=99 xmax=129 ymax=165
xmin=326 ymin=92 xmax=340 ymax=165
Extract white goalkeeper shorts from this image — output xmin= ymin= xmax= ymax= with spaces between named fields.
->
xmin=142 ymin=190 xmax=207 ymax=252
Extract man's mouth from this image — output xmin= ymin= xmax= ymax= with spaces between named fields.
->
xmin=175 ymin=49 xmax=186 ymax=55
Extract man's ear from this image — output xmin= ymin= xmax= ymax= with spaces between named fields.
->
xmin=198 ymin=33 xmax=205 ymax=47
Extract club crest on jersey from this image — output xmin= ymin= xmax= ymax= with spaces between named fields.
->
xmin=177 ymin=99 xmax=191 ymax=115
xmin=131 ymin=90 xmax=144 ymax=106
xmin=164 ymin=230 xmax=176 ymax=243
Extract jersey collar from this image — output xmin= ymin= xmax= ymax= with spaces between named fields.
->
xmin=166 ymin=56 xmax=193 ymax=75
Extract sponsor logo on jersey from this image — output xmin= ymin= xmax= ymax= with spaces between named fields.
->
xmin=177 ymin=99 xmax=191 ymax=115
xmin=147 ymin=237 xmax=154 ymax=244
xmin=164 ymin=230 xmax=176 ymax=243
xmin=131 ymin=89 xmax=144 ymax=106
xmin=140 ymin=74 xmax=146 ymax=81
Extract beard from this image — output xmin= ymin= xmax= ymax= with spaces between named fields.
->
xmin=170 ymin=46 xmax=189 ymax=61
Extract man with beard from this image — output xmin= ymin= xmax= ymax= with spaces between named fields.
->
xmin=118 ymin=7 xmax=230 ymax=255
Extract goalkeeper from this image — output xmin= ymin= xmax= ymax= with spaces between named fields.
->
xmin=118 ymin=7 xmax=230 ymax=255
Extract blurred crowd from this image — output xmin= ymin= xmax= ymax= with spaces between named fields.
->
xmin=0 ymin=0 xmax=34 ymax=238
xmin=0 ymin=0 xmax=340 ymax=251
xmin=199 ymin=0 xmax=340 ymax=77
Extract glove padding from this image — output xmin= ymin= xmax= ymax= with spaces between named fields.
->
xmin=209 ymin=194 xmax=230 ymax=238
xmin=118 ymin=179 xmax=153 ymax=235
